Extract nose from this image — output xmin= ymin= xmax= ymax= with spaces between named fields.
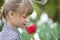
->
xmin=25 ymin=20 xmax=29 ymax=23
xmin=23 ymin=20 xmax=29 ymax=26
xmin=26 ymin=18 xmax=30 ymax=23
xmin=24 ymin=19 xmax=30 ymax=25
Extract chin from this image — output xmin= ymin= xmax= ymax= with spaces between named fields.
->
xmin=18 ymin=24 xmax=25 ymax=28
xmin=18 ymin=25 xmax=24 ymax=28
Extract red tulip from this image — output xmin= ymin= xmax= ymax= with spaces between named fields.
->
xmin=26 ymin=24 xmax=36 ymax=34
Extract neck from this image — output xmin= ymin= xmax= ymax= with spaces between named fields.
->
xmin=6 ymin=19 xmax=17 ymax=28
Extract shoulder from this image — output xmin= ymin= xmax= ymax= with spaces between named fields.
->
xmin=6 ymin=30 xmax=18 ymax=38
xmin=0 ymin=30 xmax=18 ymax=40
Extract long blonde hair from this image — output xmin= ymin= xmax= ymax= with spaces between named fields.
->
xmin=0 ymin=0 xmax=33 ymax=19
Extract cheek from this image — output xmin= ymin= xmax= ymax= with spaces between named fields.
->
xmin=17 ymin=18 xmax=24 ymax=25
xmin=15 ymin=16 xmax=26 ymax=27
xmin=18 ymin=19 xmax=25 ymax=27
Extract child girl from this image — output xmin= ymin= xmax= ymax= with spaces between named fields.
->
xmin=0 ymin=0 xmax=33 ymax=40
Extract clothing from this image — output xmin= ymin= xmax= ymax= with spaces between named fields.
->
xmin=0 ymin=24 xmax=21 ymax=40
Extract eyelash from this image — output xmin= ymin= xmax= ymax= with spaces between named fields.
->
xmin=23 ymin=16 xmax=26 ymax=18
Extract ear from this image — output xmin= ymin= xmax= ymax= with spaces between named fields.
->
xmin=8 ymin=11 xmax=15 ymax=19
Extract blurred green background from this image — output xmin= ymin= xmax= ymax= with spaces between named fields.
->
xmin=0 ymin=0 xmax=60 ymax=40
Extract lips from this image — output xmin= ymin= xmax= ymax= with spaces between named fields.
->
xmin=23 ymin=23 xmax=27 ymax=26
xmin=26 ymin=24 xmax=37 ymax=34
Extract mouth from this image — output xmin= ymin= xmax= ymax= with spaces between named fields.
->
xmin=23 ymin=23 xmax=27 ymax=26
xmin=23 ymin=24 xmax=26 ymax=26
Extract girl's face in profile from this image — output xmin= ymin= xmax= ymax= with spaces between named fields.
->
xmin=16 ymin=13 xmax=29 ymax=28
xmin=8 ymin=11 xmax=29 ymax=28
xmin=14 ymin=13 xmax=29 ymax=28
